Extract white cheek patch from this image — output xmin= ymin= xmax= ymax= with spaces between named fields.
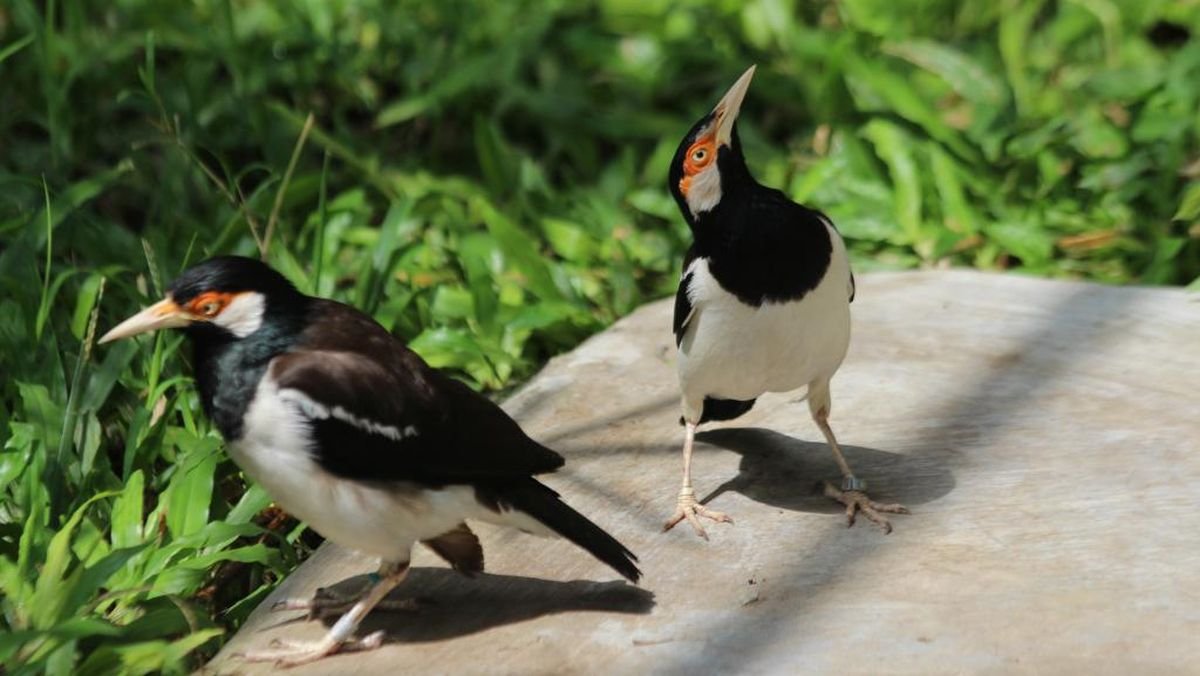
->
xmin=214 ymin=292 xmax=266 ymax=338
xmin=686 ymin=165 xmax=722 ymax=217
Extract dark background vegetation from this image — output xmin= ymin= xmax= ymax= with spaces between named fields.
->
xmin=2 ymin=0 xmax=1198 ymax=672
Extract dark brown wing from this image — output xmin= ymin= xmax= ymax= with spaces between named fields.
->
xmin=269 ymin=300 xmax=563 ymax=485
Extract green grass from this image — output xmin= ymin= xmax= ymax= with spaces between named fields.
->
xmin=2 ymin=0 xmax=1198 ymax=672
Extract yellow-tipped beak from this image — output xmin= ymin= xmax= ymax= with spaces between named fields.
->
xmin=98 ymin=297 xmax=192 ymax=344
xmin=714 ymin=65 xmax=756 ymax=147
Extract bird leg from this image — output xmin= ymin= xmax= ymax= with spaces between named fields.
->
xmin=814 ymin=406 xmax=908 ymax=534
xmin=271 ymin=579 xmax=419 ymax=621
xmin=664 ymin=421 xmax=733 ymax=539
xmin=237 ymin=561 xmax=410 ymax=668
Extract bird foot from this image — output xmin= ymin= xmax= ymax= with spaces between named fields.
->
xmin=663 ymin=487 xmax=733 ymax=539
xmin=271 ymin=586 xmax=419 ymax=621
xmin=823 ymin=480 xmax=909 ymax=534
xmin=234 ymin=631 xmax=385 ymax=668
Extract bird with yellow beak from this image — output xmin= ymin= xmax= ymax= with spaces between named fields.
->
xmin=664 ymin=66 xmax=908 ymax=538
xmin=101 ymin=256 xmax=640 ymax=666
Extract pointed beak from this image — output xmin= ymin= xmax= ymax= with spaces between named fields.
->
xmin=98 ymin=297 xmax=192 ymax=344
xmin=713 ymin=65 xmax=756 ymax=147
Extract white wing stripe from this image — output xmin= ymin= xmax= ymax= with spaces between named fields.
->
xmin=278 ymin=388 xmax=420 ymax=441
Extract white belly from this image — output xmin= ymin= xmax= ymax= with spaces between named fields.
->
xmin=229 ymin=378 xmax=494 ymax=561
xmin=677 ymin=224 xmax=852 ymax=417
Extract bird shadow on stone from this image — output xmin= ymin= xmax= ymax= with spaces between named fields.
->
xmin=695 ymin=427 xmax=955 ymax=514
xmin=290 ymin=568 xmax=654 ymax=644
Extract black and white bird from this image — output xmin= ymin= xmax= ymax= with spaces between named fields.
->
xmin=99 ymin=256 xmax=639 ymax=666
xmin=663 ymin=66 xmax=908 ymax=538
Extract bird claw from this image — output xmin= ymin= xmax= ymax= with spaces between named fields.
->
xmin=823 ymin=480 xmax=909 ymax=534
xmin=271 ymin=587 xmax=357 ymax=621
xmin=235 ymin=631 xmax=385 ymax=668
xmin=663 ymin=488 xmax=733 ymax=539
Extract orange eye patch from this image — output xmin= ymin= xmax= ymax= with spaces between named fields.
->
xmin=683 ymin=140 xmax=715 ymax=175
xmin=185 ymin=291 xmax=236 ymax=318
xmin=679 ymin=135 xmax=716 ymax=197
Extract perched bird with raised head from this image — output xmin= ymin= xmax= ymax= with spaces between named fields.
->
xmin=99 ymin=256 xmax=639 ymax=667
xmin=664 ymin=65 xmax=908 ymax=538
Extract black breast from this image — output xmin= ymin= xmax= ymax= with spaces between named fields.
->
xmin=694 ymin=188 xmax=833 ymax=307
xmin=192 ymin=323 xmax=301 ymax=441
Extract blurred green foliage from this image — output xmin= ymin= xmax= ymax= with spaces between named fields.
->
xmin=2 ymin=0 xmax=1199 ymax=672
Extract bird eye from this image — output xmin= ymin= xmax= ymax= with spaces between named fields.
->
xmin=200 ymin=302 xmax=221 ymax=317
xmin=691 ymin=148 xmax=708 ymax=163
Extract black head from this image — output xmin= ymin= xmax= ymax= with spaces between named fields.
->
xmin=168 ymin=256 xmax=302 ymax=306
xmin=99 ymin=256 xmax=307 ymax=345
xmin=667 ymin=66 xmax=757 ymax=226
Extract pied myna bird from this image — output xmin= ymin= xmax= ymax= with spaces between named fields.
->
xmin=99 ymin=256 xmax=640 ymax=666
xmin=663 ymin=66 xmax=908 ymax=538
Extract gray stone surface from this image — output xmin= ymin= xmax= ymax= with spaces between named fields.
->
xmin=209 ymin=270 xmax=1200 ymax=675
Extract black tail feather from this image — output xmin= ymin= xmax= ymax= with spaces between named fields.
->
xmin=679 ymin=396 xmax=757 ymax=425
xmin=480 ymin=481 xmax=640 ymax=583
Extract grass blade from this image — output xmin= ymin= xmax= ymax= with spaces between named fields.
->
xmin=262 ymin=111 xmax=315 ymax=257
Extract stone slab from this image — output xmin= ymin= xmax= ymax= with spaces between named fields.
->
xmin=209 ymin=270 xmax=1200 ymax=675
